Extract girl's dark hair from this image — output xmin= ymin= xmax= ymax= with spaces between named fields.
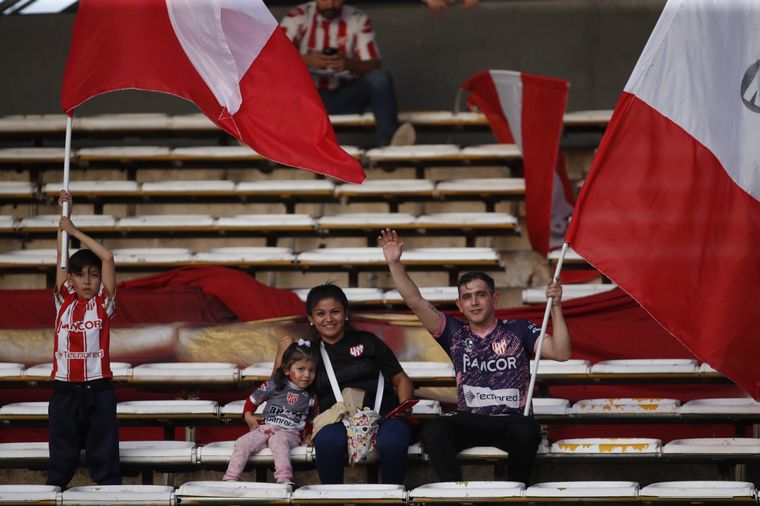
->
xmin=272 ymin=340 xmax=320 ymax=392
xmin=305 ymin=283 xmax=349 ymax=315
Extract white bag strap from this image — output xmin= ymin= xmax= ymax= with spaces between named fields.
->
xmin=320 ymin=341 xmax=385 ymax=412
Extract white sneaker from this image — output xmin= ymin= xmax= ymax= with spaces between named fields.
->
xmin=390 ymin=122 xmax=416 ymax=146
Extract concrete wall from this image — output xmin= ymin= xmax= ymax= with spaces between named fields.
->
xmin=0 ymin=0 xmax=664 ymax=116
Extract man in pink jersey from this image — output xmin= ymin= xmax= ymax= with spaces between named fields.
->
xmin=280 ymin=0 xmax=415 ymax=146
xmin=47 ymin=190 xmax=120 ymax=489
xmin=380 ymin=228 xmax=571 ymax=484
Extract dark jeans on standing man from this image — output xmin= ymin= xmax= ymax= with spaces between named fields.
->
xmin=319 ymin=68 xmax=401 ymax=146
xmin=421 ymin=411 xmax=541 ymax=484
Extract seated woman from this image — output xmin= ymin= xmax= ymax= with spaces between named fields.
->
xmin=276 ymin=283 xmax=414 ymax=484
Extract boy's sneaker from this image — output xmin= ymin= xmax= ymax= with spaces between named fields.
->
xmin=390 ymin=122 xmax=416 ymax=146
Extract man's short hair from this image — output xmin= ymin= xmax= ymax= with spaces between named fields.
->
xmin=68 ymin=249 xmax=101 ymax=275
xmin=457 ymin=271 xmax=495 ymax=295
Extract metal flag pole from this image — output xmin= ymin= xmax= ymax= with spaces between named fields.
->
xmin=60 ymin=114 xmax=73 ymax=269
xmin=523 ymin=241 xmax=569 ymax=416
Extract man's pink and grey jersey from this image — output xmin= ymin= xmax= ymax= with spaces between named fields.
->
xmin=435 ymin=314 xmax=540 ymax=416
xmin=280 ymin=2 xmax=379 ymax=90
xmin=52 ymin=282 xmax=115 ymax=382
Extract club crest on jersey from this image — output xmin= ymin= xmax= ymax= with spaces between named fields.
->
xmin=349 ymin=344 xmax=365 ymax=357
xmin=464 ymin=338 xmax=474 ymax=353
xmin=287 ymin=392 xmax=300 ymax=405
xmin=491 ymin=339 xmax=508 ymax=356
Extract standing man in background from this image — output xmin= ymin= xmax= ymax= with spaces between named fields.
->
xmin=280 ymin=0 xmax=415 ymax=147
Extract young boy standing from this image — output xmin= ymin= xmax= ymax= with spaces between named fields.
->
xmin=47 ymin=190 xmax=120 ymax=489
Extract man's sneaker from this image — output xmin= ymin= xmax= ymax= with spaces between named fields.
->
xmin=390 ymin=122 xmax=416 ymax=146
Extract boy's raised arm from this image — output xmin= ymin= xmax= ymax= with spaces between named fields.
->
xmin=379 ymin=228 xmax=442 ymax=334
xmin=58 ymin=190 xmax=116 ymax=298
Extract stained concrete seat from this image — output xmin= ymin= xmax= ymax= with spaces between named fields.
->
xmin=525 ymin=481 xmax=639 ymax=499
xmin=334 ymin=179 xmax=434 ymax=198
xmin=193 ymin=247 xmax=295 ymax=265
xmin=112 ymin=247 xmax=194 ymax=265
xmin=563 ymin=109 xmax=614 ymax=127
xmin=0 ymin=485 xmax=60 ymax=504
xmin=175 ymin=481 xmax=291 ymax=504
xmin=551 ymin=437 xmax=661 ymax=455
xmin=296 ymin=247 xmax=385 ymax=265
xmin=317 ymin=212 xmax=417 ymax=229
xmin=398 ymin=111 xmax=485 ymax=126
xmin=20 ymin=214 xmax=117 ymax=231
xmin=60 ymin=485 xmax=174 ymax=505
xmin=116 ymin=214 xmax=216 ymax=230
xmin=169 ymin=146 xmax=264 ymax=161
xmin=415 ymin=212 xmax=518 ymax=228
xmin=0 ymin=181 xmax=35 ymax=199
xmin=119 ymin=440 xmax=196 ymax=466
xmin=365 ymin=144 xmax=461 ymax=162
xmin=330 ymin=113 xmax=372 ymax=126
xmin=0 ymin=249 xmax=62 ymax=266
xmin=662 ymin=438 xmax=760 ymax=455
xmin=460 ymin=144 xmax=522 ymax=160
xmin=590 ymin=358 xmax=698 ymax=375
xmin=638 ymin=481 xmax=756 ymax=501
xmin=522 ymin=283 xmax=617 ymax=304
xmin=43 ymin=181 xmax=140 ymax=196
xmin=679 ymin=397 xmax=760 ymax=414
xmin=76 ymin=113 xmax=171 ymax=132
xmin=130 ymin=362 xmax=239 ymax=385
xmin=409 ymin=481 xmax=524 ymax=503
xmin=383 ymin=286 xmax=459 ymax=304
xmin=0 ymin=402 xmax=49 ymax=420
xmin=292 ymin=484 xmax=407 ymax=504
xmin=22 ymin=363 xmax=53 ymax=380
xmin=435 ymin=178 xmax=525 ymax=197
xmin=235 ymin=179 xmax=335 ymax=196
xmin=530 ymin=359 xmax=591 ymax=376
xmin=139 ymin=180 xmax=236 ymax=195
xmin=571 ymin=398 xmax=680 ymax=415
xmin=0 ymin=147 xmax=67 ymax=163
xmin=215 ymin=214 xmax=316 ymax=231
xmin=197 ymin=441 xmax=312 ymax=465
xmin=0 ymin=216 xmax=16 ymax=231
xmin=0 ymin=442 xmax=50 ymax=467
xmin=240 ymin=363 xmax=274 ymax=383
xmin=399 ymin=362 xmax=454 ymax=384
xmin=532 ymin=398 xmax=571 ymax=415
xmin=76 ymin=146 xmax=172 ymax=161
xmin=116 ymin=400 xmax=219 ymax=419
xmin=294 ymin=287 xmax=385 ymax=304
xmin=168 ymin=114 xmax=215 ymax=130
xmin=0 ymin=363 xmax=25 ymax=378
xmin=0 ymin=114 xmax=67 ymax=133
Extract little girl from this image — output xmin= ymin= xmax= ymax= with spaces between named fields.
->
xmin=223 ymin=339 xmax=319 ymax=483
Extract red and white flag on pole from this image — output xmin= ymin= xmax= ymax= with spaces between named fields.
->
xmin=461 ymin=70 xmax=574 ymax=256
xmin=567 ymin=0 xmax=760 ymax=399
xmin=61 ymin=0 xmax=364 ymax=183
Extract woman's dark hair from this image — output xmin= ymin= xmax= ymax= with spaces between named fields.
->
xmin=272 ymin=340 xmax=320 ymax=392
xmin=305 ymin=283 xmax=349 ymax=315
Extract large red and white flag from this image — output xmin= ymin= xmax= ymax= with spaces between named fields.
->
xmin=461 ymin=70 xmax=574 ymax=256
xmin=567 ymin=0 xmax=760 ymax=399
xmin=61 ymin=0 xmax=364 ymax=183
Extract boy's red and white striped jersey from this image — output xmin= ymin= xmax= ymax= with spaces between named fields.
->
xmin=52 ymin=282 xmax=115 ymax=382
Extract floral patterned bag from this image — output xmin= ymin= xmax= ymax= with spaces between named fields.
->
xmin=346 ymin=407 xmax=381 ymax=465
